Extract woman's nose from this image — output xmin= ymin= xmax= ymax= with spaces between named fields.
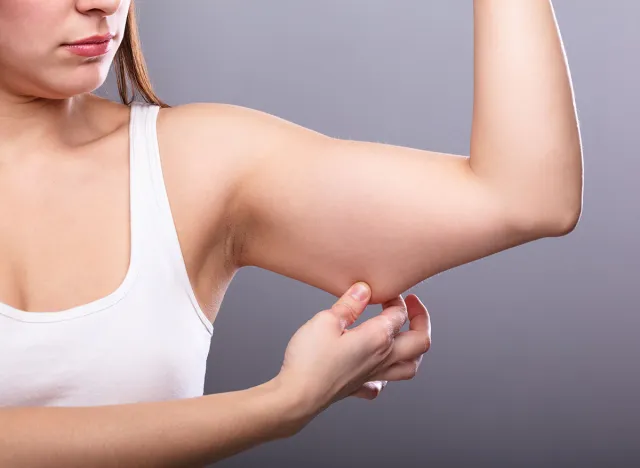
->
xmin=75 ymin=0 xmax=125 ymax=17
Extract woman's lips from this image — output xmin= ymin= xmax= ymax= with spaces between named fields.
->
xmin=63 ymin=34 xmax=114 ymax=58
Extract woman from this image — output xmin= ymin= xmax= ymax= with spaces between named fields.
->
xmin=0 ymin=0 xmax=582 ymax=466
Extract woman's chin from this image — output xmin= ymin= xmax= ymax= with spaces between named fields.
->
xmin=39 ymin=71 xmax=111 ymax=100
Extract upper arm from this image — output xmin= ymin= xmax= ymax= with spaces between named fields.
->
xmin=183 ymin=103 xmax=560 ymax=305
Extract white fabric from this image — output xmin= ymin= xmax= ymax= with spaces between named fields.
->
xmin=0 ymin=103 xmax=213 ymax=407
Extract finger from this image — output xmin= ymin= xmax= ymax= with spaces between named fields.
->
xmin=406 ymin=294 xmax=431 ymax=339
xmin=381 ymin=294 xmax=432 ymax=363
xmin=330 ymin=282 xmax=372 ymax=331
xmin=368 ymin=358 xmax=423 ymax=382
xmin=383 ymin=329 xmax=431 ymax=365
xmin=353 ymin=294 xmax=407 ymax=339
xmin=379 ymin=295 xmax=409 ymax=336
xmin=347 ymin=294 xmax=407 ymax=353
xmin=349 ymin=381 xmax=388 ymax=400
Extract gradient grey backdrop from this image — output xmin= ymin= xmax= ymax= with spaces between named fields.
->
xmin=98 ymin=1 xmax=639 ymax=467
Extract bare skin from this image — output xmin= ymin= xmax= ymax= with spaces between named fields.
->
xmin=0 ymin=0 xmax=582 ymax=465
xmin=0 ymin=95 xmax=234 ymax=323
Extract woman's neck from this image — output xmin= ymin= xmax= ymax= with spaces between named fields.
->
xmin=0 ymin=91 xmax=91 ymax=159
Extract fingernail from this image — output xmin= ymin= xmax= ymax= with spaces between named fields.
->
xmin=349 ymin=282 xmax=370 ymax=301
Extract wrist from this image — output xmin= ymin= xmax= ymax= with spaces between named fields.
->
xmin=260 ymin=376 xmax=320 ymax=437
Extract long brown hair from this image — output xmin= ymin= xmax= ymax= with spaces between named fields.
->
xmin=113 ymin=1 xmax=169 ymax=108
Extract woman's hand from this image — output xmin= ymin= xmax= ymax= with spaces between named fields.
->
xmin=349 ymin=293 xmax=431 ymax=400
xmin=274 ymin=282 xmax=432 ymax=426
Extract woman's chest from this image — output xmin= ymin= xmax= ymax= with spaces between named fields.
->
xmin=0 ymin=296 xmax=213 ymax=406
xmin=0 ymin=140 xmax=236 ymax=323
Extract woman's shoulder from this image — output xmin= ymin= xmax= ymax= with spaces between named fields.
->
xmin=157 ymin=101 xmax=288 ymax=153
xmin=155 ymin=101 xmax=292 ymax=194
xmin=155 ymin=102 xmax=259 ymax=184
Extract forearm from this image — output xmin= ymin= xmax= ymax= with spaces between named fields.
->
xmin=470 ymin=0 xmax=583 ymax=232
xmin=0 ymin=378 xmax=306 ymax=468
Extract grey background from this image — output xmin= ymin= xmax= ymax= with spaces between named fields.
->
xmin=99 ymin=1 xmax=639 ymax=467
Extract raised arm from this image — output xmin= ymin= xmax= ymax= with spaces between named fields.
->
xmin=173 ymin=0 xmax=582 ymax=306
xmin=469 ymin=0 xmax=582 ymax=227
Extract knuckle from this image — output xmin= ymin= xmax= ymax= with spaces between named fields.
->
xmin=423 ymin=335 xmax=431 ymax=354
xmin=334 ymin=301 xmax=359 ymax=323
xmin=376 ymin=326 xmax=393 ymax=349
xmin=387 ymin=306 xmax=406 ymax=324
xmin=398 ymin=359 xmax=420 ymax=380
xmin=380 ymin=315 xmax=395 ymax=334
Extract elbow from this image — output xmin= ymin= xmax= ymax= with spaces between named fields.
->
xmin=509 ymin=165 xmax=584 ymax=238
xmin=544 ymin=155 xmax=585 ymax=237
xmin=508 ymin=189 xmax=583 ymax=239
xmin=547 ymin=203 xmax=582 ymax=236
xmin=547 ymin=184 xmax=584 ymax=236
xmin=525 ymin=200 xmax=583 ymax=238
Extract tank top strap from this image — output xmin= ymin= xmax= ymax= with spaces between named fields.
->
xmin=127 ymin=102 xmax=157 ymax=269
xmin=127 ymin=102 xmax=214 ymax=335
xmin=129 ymin=101 xmax=163 ymax=226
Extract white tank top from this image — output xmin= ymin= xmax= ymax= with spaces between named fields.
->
xmin=0 ymin=103 xmax=214 ymax=407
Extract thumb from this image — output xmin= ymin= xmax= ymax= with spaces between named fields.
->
xmin=331 ymin=282 xmax=371 ymax=331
